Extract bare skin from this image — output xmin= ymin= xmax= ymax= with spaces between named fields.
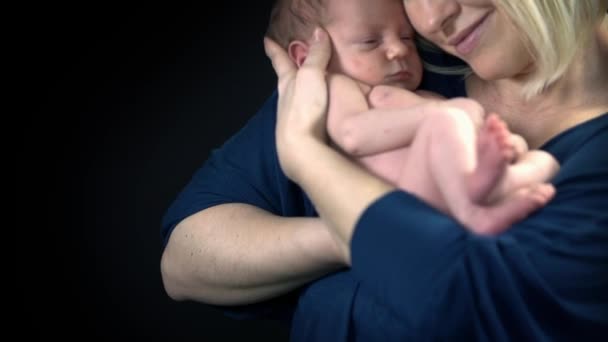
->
xmin=161 ymin=203 xmax=345 ymax=304
xmin=279 ymin=0 xmax=559 ymax=235
xmin=461 ymin=115 xmax=557 ymax=232
xmin=326 ymin=76 xmax=558 ymax=234
xmin=469 ymin=114 xmax=516 ymax=203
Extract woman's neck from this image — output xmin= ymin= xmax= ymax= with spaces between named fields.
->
xmin=466 ymin=18 xmax=608 ymax=149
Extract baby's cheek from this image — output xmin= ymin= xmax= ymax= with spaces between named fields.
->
xmin=346 ymin=57 xmax=384 ymax=85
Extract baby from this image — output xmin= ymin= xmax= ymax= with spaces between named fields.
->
xmin=266 ymin=0 xmax=559 ymax=234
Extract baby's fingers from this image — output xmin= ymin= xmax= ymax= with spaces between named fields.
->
xmin=369 ymin=85 xmax=427 ymax=109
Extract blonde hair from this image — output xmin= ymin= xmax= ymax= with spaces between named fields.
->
xmin=266 ymin=0 xmax=327 ymax=49
xmin=496 ymin=0 xmax=607 ymax=98
xmin=419 ymin=1 xmax=607 ymax=99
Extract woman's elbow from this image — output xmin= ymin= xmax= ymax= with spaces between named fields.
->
xmin=160 ymin=248 xmax=189 ymax=301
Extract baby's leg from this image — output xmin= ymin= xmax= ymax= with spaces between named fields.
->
xmin=476 ymin=130 xmax=559 ymax=203
xmin=467 ymin=114 xmax=515 ymax=203
xmin=456 ymin=113 xmax=556 ymax=232
xmin=465 ymin=183 xmax=556 ymax=235
xmin=396 ymin=99 xmax=485 ymax=214
xmin=489 ymin=151 xmax=560 ymax=201
xmin=509 ymin=134 xmax=529 ymax=160
xmin=396 ymin=102 xmax=555 ymax=234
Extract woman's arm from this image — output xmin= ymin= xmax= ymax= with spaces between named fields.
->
xmin=345 ymin=130 xmax=608 ymax=339
xmin=265 ymin=28 xmax=608 ymax=339
xmin=160 ymin=91 xmax=344 ymax=308
xmin=161 ymin=203 xmax=344 ymax=305
xmin=266 ymin=30 xmax=397 ymax=258
xmin=266 ymin=30 xmax=476 ymax=253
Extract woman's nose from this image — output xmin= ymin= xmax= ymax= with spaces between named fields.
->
xmin=407 ymin=0 xmax=460 ymax=34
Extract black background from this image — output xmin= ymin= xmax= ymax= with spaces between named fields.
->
xmin=26 ymin=1 xmax=290 ymax=340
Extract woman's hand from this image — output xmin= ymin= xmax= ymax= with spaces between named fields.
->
xmin=264 ymin=28 xmax=332 ymax=182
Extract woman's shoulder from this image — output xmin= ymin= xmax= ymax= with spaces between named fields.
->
xmin=543 ymin=112 xmax=608 ymax=164
xmin=418 ymin=48 xmax=468 ymax=98
xmin=418 ymin=72 xmax=466 ymax=98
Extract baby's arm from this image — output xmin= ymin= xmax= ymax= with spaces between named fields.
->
xmin=327 ymin=79 xmax=444 ymax=157
xmin=325 ymin=74 xmax=374 ymax=155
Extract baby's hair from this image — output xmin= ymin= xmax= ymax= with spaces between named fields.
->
xmin=266 ymin=0 xmax=327 ymax=49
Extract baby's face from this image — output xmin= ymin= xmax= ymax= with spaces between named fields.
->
xmin=324 ymin=0 xmax=423 ymax=90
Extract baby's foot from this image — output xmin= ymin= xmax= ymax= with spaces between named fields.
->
xmin=466 ymin=183 xmax=556 ymax=235
xmin=468 ymin=114 xmax=515 ymax=203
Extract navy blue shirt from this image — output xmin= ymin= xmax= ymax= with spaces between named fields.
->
xmin=161 ymin=69 xmax=608 ymax=339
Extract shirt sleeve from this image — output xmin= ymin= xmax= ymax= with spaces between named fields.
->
xmin=161 ymin=91 xmax=313 ymax=247
xmin=160 ymin=92 xmax=313 ymax=321
xmin=349 ymin=118 xmax=608 ymax=339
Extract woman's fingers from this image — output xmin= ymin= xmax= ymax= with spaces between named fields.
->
xmin=264 ymin=37 xmax=296 ymax=92
xmin=265 ymin=28 xmax=333 ymax=180
xmin=291 ymin=28 xmax=332 ymax=124
xmin=301 ymin=28 xmax=331 ymax=70
xmin=264 ymin=27 xmax=331 ymax=107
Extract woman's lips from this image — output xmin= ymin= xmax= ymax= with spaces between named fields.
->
xmin=451 ymin=12 xmax=490 ymax=56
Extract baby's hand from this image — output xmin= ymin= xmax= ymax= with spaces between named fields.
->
xmin=369 ymin=85 xmax=435 ymax=109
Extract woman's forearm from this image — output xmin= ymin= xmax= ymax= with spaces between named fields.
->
xmin=160 ymin=203 xmax=344 ymax=305
xmin=288 ymin=139 xmax=396 ymax=263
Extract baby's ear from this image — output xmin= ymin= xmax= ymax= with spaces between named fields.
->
xmin=288 ymin=40 xmax=309 ymax=67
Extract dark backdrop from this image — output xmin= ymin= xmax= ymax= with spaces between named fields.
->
xmin=27 ymin=1 xmax=290 ymax=340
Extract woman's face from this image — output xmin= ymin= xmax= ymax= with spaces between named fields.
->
xmin=404 ymin=0 xmax=534 ymax=81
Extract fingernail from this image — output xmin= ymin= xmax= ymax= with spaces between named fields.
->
xmin=314 ymin=27 xmax=322 ymax=42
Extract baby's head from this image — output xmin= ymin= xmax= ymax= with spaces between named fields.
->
xmin=267 ymin=0 xmax=423 ymax=90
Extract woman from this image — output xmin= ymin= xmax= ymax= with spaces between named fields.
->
xmin=266 ymin=0 xmax=608 ymax=340
xmin=161 ymin=0 xmax=607 ymax=339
